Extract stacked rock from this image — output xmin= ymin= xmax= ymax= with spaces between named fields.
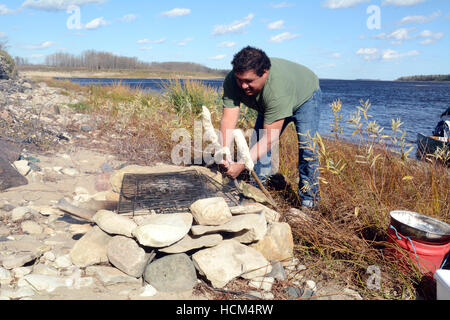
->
xmin=68 ymin=196 xmax=295 ymax=294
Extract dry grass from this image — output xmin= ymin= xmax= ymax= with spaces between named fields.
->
xmin=272 ymin=100 xmax=449 ymax=300
xmin=45 ymin=78 xmax=449 ymax=300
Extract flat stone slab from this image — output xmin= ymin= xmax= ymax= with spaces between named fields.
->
xmin=191 ymin=213 xmax=267 ymax=244
xmin=192 ymin=240 xmax=272 ymax=289
xmin=86 ymin=266 xmax=142 ymax=286
xmin=93 ymin=210 xmax=137 ymax=238
xmin=132 ymin=213 xmax=193 ymax=248
xmin=107 ymin=236 xmax=150 ymax=278
xmin=250 ymin=222 xmax=294 ymax=263
xmin=69 ymin=226 xmax=111 ymax=268
xmin=0 ymin=156 xmax=28 ymax=191
xmin=1 ymin=252 xmax=40 ymax=270
xmin=190 ymin=197 xmax=232 ymax=226
xmin=159 ymin=233 xmax=223 ymax=254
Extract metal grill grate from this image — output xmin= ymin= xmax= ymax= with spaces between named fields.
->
xmin=117 ymin=170 xmax=240 ymax=215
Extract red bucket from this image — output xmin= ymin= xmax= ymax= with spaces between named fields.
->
xmin=386 ymin=226 xmax=450 ymax=276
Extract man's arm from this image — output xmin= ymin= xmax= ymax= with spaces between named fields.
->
xmin=225 ymin=118 xmax=284 ymax=179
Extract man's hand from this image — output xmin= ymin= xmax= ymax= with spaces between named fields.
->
xmin=222 ymin=161 xmax=245 ymax=180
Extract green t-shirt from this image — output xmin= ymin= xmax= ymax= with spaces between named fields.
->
xmin=222 ymin=58 xmax=319 ymax=124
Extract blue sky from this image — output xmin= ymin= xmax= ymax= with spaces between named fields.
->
xmin=0 ymin=0 xmax=449 ymax=80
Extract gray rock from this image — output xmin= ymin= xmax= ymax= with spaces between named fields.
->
xmin=0 ymin=156 xmax=28 ymax=191
xmin=100 ymin=162 xmax=114 ymax=173
xmin=133 ymin=213 xmax=193 ymax=248
xmin=144 ymin=253 xmax=197 ymax=293
xmin=11 ymin=207 xmax=36 ymax=222
xmin=192 ymin=240 xmax=272 ymax=289
xmin=93 ymin=210 xmax=137 ymax=238
xmin=2 ymin=252 xmax=38 ymax=270
xmin=0 ymin=286 xmax=35 ymax=299
xmin=285 ymin=286 xmax=303 ymax=299
xmin=159 ymin=233 xmax=223 ymax=254
xmin=191 ymin=213 xmax=267 ymax=244
xmin=18 ymin=274 xmax=71 ymax=292
xmin=250 ymin=222 xmax=294 ymax=263
xmin=21 ymin=220 xmax=43 ymax=234
xmin=32 ymin=263 xmax=59 ymax=276
xmin=69 ymin=226 xmax=111 ymax=268
xmin=0 ymin=140 xmax=21 ymax=163
xmin=86 ymin=266 xmax=141 ymax=286
xmin=0 ymin=266 xmax=12 ymax=284
xmin=267 ymin=261 xmax=287 ymax=281
xmin=107 ymin=236 xmax=149 ymax=278
xmin=0 ymin=203 xmax=15 ymax=212
xmin=248 ymin=276 xmax=275 ymax=292
xmin=190 ymin=197 xmax=232 ymax=226
xmin=0 ymin=225 xmax=9 ymax=237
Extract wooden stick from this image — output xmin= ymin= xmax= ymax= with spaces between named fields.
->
xmin=251 ymin=170 xmax=280 ymax=212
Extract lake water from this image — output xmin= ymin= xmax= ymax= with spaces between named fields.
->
xmin=55 ymin=77 xmax=450 ymax=156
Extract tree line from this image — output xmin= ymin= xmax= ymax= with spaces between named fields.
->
xmin=14 ymin=50 xmax=229 ymax=76
xmin=396 ymin=74 xmax=450 ymax=82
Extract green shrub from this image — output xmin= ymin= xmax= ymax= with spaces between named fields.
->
xmin=0 ymin=50 xmax=17 ymax=79
xmin=163 ymin=79 xmax=222 ymax=116
xmin=67 ymin=102 xmax=92 ymax=113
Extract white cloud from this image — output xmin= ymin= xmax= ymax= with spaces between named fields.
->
xmin=397 ymin=11 xmax=441 ymax=25
xmin=382 ymin=0 xmax=427 ymax=6
xmin=0 ymin=4 xmax=14 ymax=15
xmin=209 ymin=54 xmax=227 ymax=60
xmin=446 ymin=13 xmax=450 ymax=20
xmin=0 ymin=32 xmax=7 ymax=38
xmin=21 ymin=0 xmax=106 ymax=11
xmin=372 ymin=28 xmax=415 ymax=44
xmin=269 ymin=2 xmax=295 ymax=8
xmin=212 ymin=14 xmax=254 ymax=36
xmin=322 ymin=0 xmax=370 ymax=9
xmin=24 ymin=41 xmax=55 ymax=50
xmin=217 ymin=41 xmax=237 ymax=48
xmin=152 ymin=38 xmax=166 ymax=44
xmin=382 ymin=49 xmax=420 ymax=60
xmin=331 ymin=52 xmax=342 ymax=58
xmin=139 ymin=46 xmax=153 ymax=51
xmin=84 ymin=17 xmax=109 ymax=30
xmin=267 ymin=20 xmax=284 ymax=30
xmin=177 ymin=37 xmax=194 ymax=47
xmin=417 ymin=30 xmax=444 ymax=45
xmin=139 ymin=38 xmax=166 ymax=45
xmin=161 ymin=8 xmax=191 ymax=18
xmin=120 ymin=14 xmax=136 ymax=23
xmin=269 ymin=32 xmax=301 ymax=43
xmin=356 ymin=47 xmax=420 ymax=60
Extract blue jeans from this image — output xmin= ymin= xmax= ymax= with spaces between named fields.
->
xmin=251 ymin=88 xmax=322 ymax=207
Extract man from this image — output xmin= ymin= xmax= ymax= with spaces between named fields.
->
xmin=220 ymin=46 xmax=322 ymax=209
xmin=433 ymin=107 xmax=450 ymax=139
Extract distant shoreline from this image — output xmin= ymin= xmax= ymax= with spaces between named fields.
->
xmin=18 ymin=68 xmax=227 ymax=81
xmin=18 ymin=68 xmax=450 ymax=84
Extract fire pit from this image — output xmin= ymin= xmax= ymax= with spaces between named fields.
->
xmin=117 ymin=170 xmax=240 ymax=215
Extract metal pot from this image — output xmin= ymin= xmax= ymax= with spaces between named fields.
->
xmin=390 ymin=210 xmax=450 ymax=244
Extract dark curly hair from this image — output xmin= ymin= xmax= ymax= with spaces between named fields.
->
xmin=231 ymin=46 xmax=271 ymax=77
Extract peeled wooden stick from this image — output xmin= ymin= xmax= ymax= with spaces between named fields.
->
xmin=233 ymin=129 xmax=279 ymax=211
xmin=202 ymin=106 xmax=231 ymax=164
